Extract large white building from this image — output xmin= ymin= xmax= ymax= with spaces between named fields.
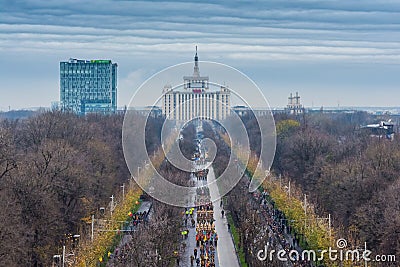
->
xmin=162 ymin=48 xmax=230 ymax=121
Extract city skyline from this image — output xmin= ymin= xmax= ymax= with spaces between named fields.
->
xmin=1 ymin=0 xmax=400 ymax=110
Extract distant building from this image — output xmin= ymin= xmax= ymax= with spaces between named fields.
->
xmin=285 ymin=92 xmax=304 ymax=115
xmin=136 ymin=106 xmax=163 ymax=118
xmin=162 ymin=47 xmax=230 ymax=121
xmin=361 ymin=120 xmax=394 ymax=140
xmin=60 ymin=58 xmax=117 ymax=115
xmin=253 ymin=108 xmax=274 ymax=117
xmin=232 ymin=105 xmax=251 ymax=117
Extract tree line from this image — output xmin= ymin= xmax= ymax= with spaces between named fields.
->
xmin=0 ymin=111 xmax=164 ymax=266
xmin=244 ymin=111 xmax=400 ymax=258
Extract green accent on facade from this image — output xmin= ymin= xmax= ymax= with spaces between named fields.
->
xmin=90 ymin=60 xmax=112 ymax=64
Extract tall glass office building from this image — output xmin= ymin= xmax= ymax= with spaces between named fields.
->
xmin=60 ymin=58 xmax=117 ymax=115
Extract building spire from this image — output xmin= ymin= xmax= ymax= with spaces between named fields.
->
xmin=193 ymin=46 xmax=200 ymax=77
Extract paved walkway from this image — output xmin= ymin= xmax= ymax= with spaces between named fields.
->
xmin=208 ymin=166 xmax=240 ymax=267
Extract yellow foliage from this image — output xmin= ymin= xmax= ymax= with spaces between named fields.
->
xmin=74 ymin=137 xmax=177 ymax=266
xmin=276 ymin=119 xmax=300 ymax=137
xmin=226 ymin=135 xmax=336 ymax=266
xmin=75 ymin=186 xmax=142 ymax=266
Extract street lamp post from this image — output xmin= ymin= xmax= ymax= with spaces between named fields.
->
xmin=62 ymin=245 xmax=65 ymax=267
xmin=110 ymin=195 xmax=115 ymax=216
xmin=328 ymin=213 xmax=332 ymax=241
xmin=121 ymin=183 xmax=125 ymax=201
xmin=284 ymin=181 xmax=291 ymax=198
xmin=91 ymin=214 xmax=95 ymax=241
xmin=304 ymin=194 xmax=307 ymax=229
xmin=130 ymin=176 xmax=135 ymax=189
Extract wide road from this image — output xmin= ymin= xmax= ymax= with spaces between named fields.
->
xmin=207 ymin=165 xmax=240 ymax=267
xmin=179 ymin=171 xmax=221 ymax=267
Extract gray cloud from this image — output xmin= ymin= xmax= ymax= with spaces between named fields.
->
xmin=2 ymin=0 xmax=400 ymax=59
xmin=1 ymin=0 xmax=400 ymax=109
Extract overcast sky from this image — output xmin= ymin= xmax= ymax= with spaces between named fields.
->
xmin=1 ymin=0 xmax=400 ymax=110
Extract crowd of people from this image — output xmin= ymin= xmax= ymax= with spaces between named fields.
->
xmin=177 ymin=143 xmax=219 ymax=266
xmin=106 ymin=203 xmax=152 ymax=265
xmin=191 ymin=197 xmax=218 ymax=266
xmin=109 ymin=241 xmax=132 ymax=265
xmin=181 ymin=207 xmax=195 ymax=240
xmin=195 ymin=187 xmax=211 ymax=207
xmin=195 ymin=205 xmax=218 ymax=246
xmin=179 ymin=163 xmax=219 ymax=267
xmin=253 ymin=191 xmax=311 ymax=267
xmin=193 ymin=168 xmax=209 ymax=180
xmin=126 ymin=210 xmax=149 ymax=231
